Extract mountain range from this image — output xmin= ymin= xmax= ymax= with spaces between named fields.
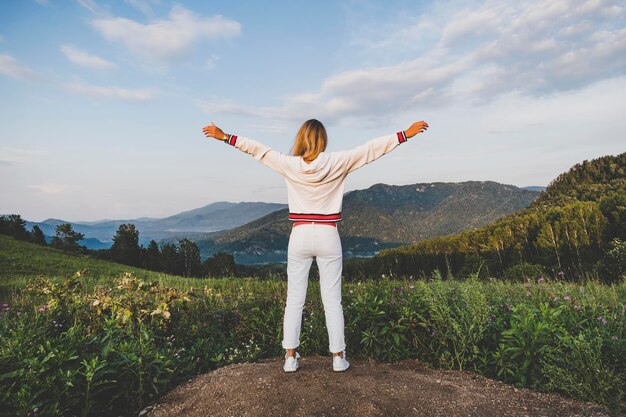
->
xmin=22 ymin=201 xmax=287 ymax=248
xmin=15 ymin=182 xmax=545 ymax=265
xmin=181 ymin=181 xmax=543 ymax=264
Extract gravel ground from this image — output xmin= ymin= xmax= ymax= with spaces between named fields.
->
xmin=140 ymin=355 xmax=618 ymax=417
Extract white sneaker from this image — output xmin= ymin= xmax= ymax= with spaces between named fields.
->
xmin=333 ymin=351 xmax=350 ymax=372
xmin=283 ymin=352 xmax=301 ymax=372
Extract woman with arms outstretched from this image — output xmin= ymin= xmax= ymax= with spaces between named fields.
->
xmin=202 ymin=119 xmax=428 ymax=373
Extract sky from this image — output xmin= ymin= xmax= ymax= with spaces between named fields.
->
xmin=1 ymin=0 xmax=625 ymax=222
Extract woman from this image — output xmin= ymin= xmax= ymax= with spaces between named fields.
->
xmin=202 ymin=119 xmax=428 ymax=373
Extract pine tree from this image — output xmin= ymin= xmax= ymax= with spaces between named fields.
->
xmin=30 ymin=225 xmax=47 ymax=245
xmin=110 ymin=224 xmax=141 ymax=266
xmin=178 ymin=238 xmax=201 ymax=277
xmin=51 ymin=223 xmax=85 ymax=252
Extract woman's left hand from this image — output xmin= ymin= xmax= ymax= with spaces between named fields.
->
xmin=202 ymin=122 xmax=227 ymax=141
xmin=404 ymin=121 xmax=429 ymax=138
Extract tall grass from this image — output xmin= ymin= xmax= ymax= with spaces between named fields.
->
xmin=0 ymin=269 xmax=623 ymax=417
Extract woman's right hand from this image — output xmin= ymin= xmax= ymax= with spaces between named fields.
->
xmin=202 ymin=122 xmax=227 ymax=141
xmin=405 ymin=121 xmax=429 ymax=138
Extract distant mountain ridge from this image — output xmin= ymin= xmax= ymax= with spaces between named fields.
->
xmin=22 ymin=201 xmax=288 ymax=248
xmin=188 ymin=181 xmax=542 ymax=264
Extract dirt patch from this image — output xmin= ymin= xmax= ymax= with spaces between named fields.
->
xmin=140 ymin=355 xmax=615 ymax=417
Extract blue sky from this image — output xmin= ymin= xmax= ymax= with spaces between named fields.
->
xmin=1 ymin=0 xmax=625 ymax=222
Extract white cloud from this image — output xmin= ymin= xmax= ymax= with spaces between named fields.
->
xmin=61 ymin=45 xmax=117 ymax=70
xmin=91 ymin=5 xmax=241 ymax=64
xmin=206 ymin=0 xmax=626 ymax=123
xmin=65 ymin=81 xmax=157 ymax=101
xmin=75 ymin=0 xmax=106 ymax=14
xmin=125 ymin=0 xmax=159 ymax=17
xmin=0 ymin=35 xmax=4 ymax=43
xmin=0 ymin=54 xmax=38 ymax=80
xmin=33 ymin=0 xmax=49 ymax=5
xmin=199 ymin=100 xmax=290 ymax=120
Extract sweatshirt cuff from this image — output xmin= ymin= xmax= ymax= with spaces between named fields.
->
xmin=396 ymin=131 xmax=407 ymax=143
xmin=225 ymin=134 xmax=238 ymax=146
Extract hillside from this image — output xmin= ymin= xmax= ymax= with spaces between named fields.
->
xmin=369 ymin=151 xmax=626 ymax=281
xmin=188 ymin=181 xmax=540 ymax=264
xmin=0 ymin=234 xmax=179 ymax=298
xmin=528 ymin=152 xmax=626 ymax=209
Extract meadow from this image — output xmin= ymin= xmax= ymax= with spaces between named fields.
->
xmin=0 ymin=235 xmax=624 ymax=416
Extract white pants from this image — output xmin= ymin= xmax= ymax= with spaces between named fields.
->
xmin=282 ymin=223 xmax=346 ymax=353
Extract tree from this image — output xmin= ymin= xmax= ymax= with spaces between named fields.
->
xmin=51 ymin=223 xmax=85 ymax=252
xmin=160 ymin=243 xmax=183 ymax=275
xmin=179 ymin=238 xmax=202 ymax=277
xmin=30 ymin=225 xmax=47 ymax=245
xmin=110 ymin=224 xmax=141 ymax=266
xmin=0 ymin=214 xmax=30 ymax=240
xmin=596 ymin=238 xmax=626 ymax=283
xmin=598 ymin=191 xmax=626 ymax=241
xmin=203 ymin=252 xmax=236 ymax=277
xmin=536 ymin=208 xmax=563 ymax=269
xmin=144 ymin=240 xmax=161 ymax=271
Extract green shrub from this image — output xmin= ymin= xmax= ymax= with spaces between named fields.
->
xmin=494 ymin=302 xmax=567 ymax=388
xmin=503 ymin=262 xmax=548 ymax=283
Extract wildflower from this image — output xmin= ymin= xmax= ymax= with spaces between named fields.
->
xmin=553 ymin=296 xmax=559 ymax=302
xmin=596 ymin=315 xmax=608 ymax=326
xmin=537 ymin=277 xmax=544 ymax=283
xmin=612 ymin=335 xmax=618 ymax=340
xmin=563 ymin=295 xmax=570 ymax=301
xmin=1 ymin=303 xmax=8 ymax=309
xmin=526 ymin=291 xmax=531 ymax=297
xmin=32 ymin=408 xmax=39 ymax=413
xmin=573 ymin=305 xmax=581 ymax=311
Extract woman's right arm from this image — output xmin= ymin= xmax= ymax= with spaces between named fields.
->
xmin=335 ymin=121 xmax=428 ymax=175
xmin=202 ymin=122 xmax=289 ymax=176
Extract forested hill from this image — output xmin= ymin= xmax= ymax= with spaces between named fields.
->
xmin=528 ymin=151 xmax=626 ymax=209
xmin=362 ymin=151 xmax=626 ymax=283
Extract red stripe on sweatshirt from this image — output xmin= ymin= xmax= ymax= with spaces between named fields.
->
xmin=288 ymin=213 xmax=342 ymax=221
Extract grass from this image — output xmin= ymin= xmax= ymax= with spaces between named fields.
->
xmin=0 ymin=234 xmax=189 ymax=294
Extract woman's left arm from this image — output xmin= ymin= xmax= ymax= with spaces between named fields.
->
xmin=202 ymin=122 xmax=289 ymax=176
xmin=334 ymin=121 xmax=429 ymax=175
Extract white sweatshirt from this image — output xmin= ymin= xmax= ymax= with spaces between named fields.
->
xmin=224 ymin=131 xmax=410 ymax=222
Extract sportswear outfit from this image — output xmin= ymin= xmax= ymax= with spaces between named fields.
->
xmin=223 ymin=130 xmax=410 ymax=354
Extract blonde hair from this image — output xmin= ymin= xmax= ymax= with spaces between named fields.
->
xmin=290 ymin=119 xmax=327 ymax=162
